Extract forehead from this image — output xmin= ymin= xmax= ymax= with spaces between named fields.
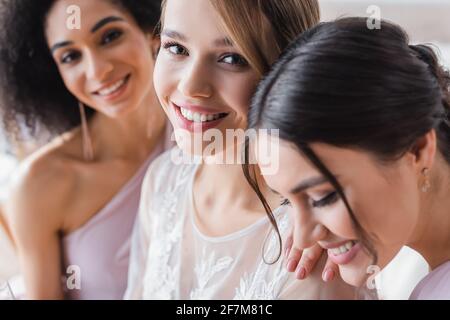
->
xmin=255 ymin=133 xmax=317 ymax=188
xmin=163 ymin=0 xmax=227 ymax=40
xmin=45 ymin=0 xmax=129 ymax=42
xmin=255 ymin=132 xmax=381 ymax=191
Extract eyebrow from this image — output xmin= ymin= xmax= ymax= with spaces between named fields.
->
xmin=214 ymin=37 xmax=234 ymax=47
xmin=91 ymin=16 xmax=124 ymax=33
xmin=50 ymin=16 xmax=125 ymax=53
xmin=161 ymin=29 xmax=234 ymax=47
xmin=268 ymin=176 xmax=329 ymax=197
xmin=50 ymin=41 xmax=74 ymax=53
xmin=290 ymin=176 xmax=329 ymax=194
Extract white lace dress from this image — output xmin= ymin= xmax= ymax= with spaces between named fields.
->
xmin=125 ymin=148 xmax=357 ymax=300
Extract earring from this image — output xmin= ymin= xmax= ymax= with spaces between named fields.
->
xmin=146 ymin=105 xmax=155 ymax=139
xmin=78 ymin=102 xmax=94 ymax=161
xmin=421 ymin=168 xmax=431 ymax=193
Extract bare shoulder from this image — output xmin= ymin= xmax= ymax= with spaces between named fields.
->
xmin=5 ymin=140 xmax=79 ymax=232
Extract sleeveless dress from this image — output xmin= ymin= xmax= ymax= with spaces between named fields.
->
xmin=9 ymin=124 xmax=173 ymax=300
xmin=62 ymin=125 xmax=173 ymax=299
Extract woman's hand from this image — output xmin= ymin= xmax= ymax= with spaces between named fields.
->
xmin=284 ymin=230 xmax=340 ymax=282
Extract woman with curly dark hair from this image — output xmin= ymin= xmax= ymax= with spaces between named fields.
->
xmin=0 ymin=0 xmax=171 ymax=299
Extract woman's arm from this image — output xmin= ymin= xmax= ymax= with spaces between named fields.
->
xmin=5 ymin=158 xmax=74 ymax=299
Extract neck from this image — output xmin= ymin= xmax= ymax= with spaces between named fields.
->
xmin=88 ymin=90 xmax=166 ymax=162
xmin=409 ymin=159 xmax=450 ymax=270
xmin=197 ymin=159 xmax=279 ymax=215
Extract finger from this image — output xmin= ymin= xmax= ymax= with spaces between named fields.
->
xmin=286 ymin=247 xmax=302 ymax=273
xmin=284 ymin=232 xmax=294 ymax=260
xmin=295 ymin=244 xmax=323 ymax=280
xmin=322 ymin=256 xmax=340 ymax=282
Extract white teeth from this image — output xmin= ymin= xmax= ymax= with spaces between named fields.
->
xmin=331 ymin=241 xmax=355 ymax=256
xmin=179 ymin=107 xmax=225 ymax=123
xmin=97 ymin=78 xmax=126 ymax=96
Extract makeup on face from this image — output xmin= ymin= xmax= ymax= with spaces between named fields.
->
xmin=171 ymin=101 xmax=230 ymax=132
xmin=154 ymin=0 xmax=259 ymax=154
xmin=258 ymin=134 xmax=421 ymax=285
xmin=46 ymin=0 xmax=155 ymax=117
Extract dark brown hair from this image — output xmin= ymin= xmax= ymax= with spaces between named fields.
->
xmin=244 ymin=18 xmax=450 ymax=264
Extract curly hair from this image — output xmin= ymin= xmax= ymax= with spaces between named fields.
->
xmin=0 ymin=0 xmax=162 ymax=144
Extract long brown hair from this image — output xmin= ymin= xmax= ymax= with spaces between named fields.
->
xmin=158 ymin=0 xmax=319 ymax=77
xmin=157 ymin=0 xmax=320 ymax=263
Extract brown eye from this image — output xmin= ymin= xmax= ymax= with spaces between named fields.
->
xmin=219 ymin=53 xmax=248 ymax=66
xmin=101 ymin=29 xmax=123 ymax=45
xmin=61 ymin=51 xmax=81 ymax=64
xmin=163 ymin=42 xmax=188 ymax=56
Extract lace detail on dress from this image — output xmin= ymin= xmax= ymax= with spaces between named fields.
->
xmin=191 ymin=248 xmax=234 ymax=299
xmin=143 ymin=150 xmax=196 ymax=299
xmin=140 ymin=148 xmax=299 ymax=300
xmin=233 ymin=211 xmax=290 ymax=300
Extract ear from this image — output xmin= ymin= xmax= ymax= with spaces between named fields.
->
xmin=408 ymin=130 xmax=437 ymax=174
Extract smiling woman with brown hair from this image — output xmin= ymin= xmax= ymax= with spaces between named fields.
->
xmin=125 ymin=0 xmax=357 ymax=300
xmin=0 ymin=0 xmax=172 ymax=299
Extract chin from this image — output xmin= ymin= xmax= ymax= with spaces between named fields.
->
xmin=172 ymin=131 xmax=204 ymax=157
xmin=97 ymin=102 xmax=134 ymax=118
xmin=339 ymin=264 xmax=368 ymax=287
xmin=338 ymin=249 xmax=374 ymax=288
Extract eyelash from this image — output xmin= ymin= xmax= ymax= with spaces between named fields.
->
xmin=280 ymin=192 xmax=339 ymax=208
xmin=60 ymin=29 xmax=123 ymax=64
xmin=161 ymin=41 xmax=249 ymax=67
xmin=101 ymin=29 xmax=123 ymax=45
xmin=60 ymin=51 xmax=80 ymax=64
xmin=311 ymin=192 xmax=339 ymax=208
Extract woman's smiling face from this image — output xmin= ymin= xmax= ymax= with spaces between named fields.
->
xmin=46 ymin=0 xmax=156 ymax=118
xmin=154 ymin=0 xmax=260 ymax=156
xmin=256 ymin=134 xmax=423 ymax=286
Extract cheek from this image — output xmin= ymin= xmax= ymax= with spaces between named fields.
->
xmin=58 ymin=67 xmax=84 ymax=100
xmin=153 ymin=54 xmax=175 ymax=108
xmin=126 ymin=37 xmax=153 ymax=84
xmin=219 ymin=74 xmax=258 ymax=117
xmin=352 ymin=180 xmax=418 ymax=247
xmin=320 ymin=201 xmax=358 ymax=239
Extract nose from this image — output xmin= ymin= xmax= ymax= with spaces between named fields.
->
xmin=291 ymin=207 xmax=327 ymax=250
xmin=177 ymin=59 xmax=213 ymax=98
xmin=84 ymin=50 xmax=114 ymax=82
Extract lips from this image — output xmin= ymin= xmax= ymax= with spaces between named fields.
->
xmin=172 ymin=102 xmax=229 ymax=132
xmin=321 ymin=240 xmax=362 ymax=265
xmin=92 ymin=74 xmax=131 ymax=100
